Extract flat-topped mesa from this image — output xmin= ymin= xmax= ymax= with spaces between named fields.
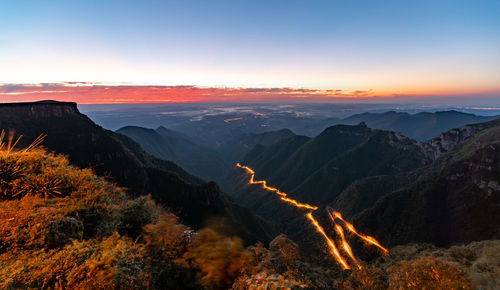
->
xmin=0 ymin=100 xmax=79 ymax=119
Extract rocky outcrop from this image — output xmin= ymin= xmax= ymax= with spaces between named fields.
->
xmin=268 ymin=234 xmax=300 ymax=269
xmin=46 ymin=217 xmax=83 ymax=248
xmin=421 ymin=118 xmax=500 ymax=160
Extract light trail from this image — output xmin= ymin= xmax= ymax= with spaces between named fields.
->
xmin=327 ymin=208 xmax=389 ymax=255
xmin=335 ymin=224 xmax=362 ymax=269
xmin=236 ymin=163 xmax=317 ymax=209
xmin=236 ymin=163 xmax=389 ymax=270
xmin=306 ymin=212 xmax=350 ymax=270
xmin=224 ymin=117 xmax=244 ymax=123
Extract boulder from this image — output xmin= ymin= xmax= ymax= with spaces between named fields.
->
xmin=268 ymin=234 xmax=300 ymax=270
xmin=46 ymin=217 xmax=83 ymax=248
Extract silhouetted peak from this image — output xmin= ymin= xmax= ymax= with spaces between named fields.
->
xmin=117 ymin=126 xmax=156 ymax=133
xmin=435 ymin=110 xmax=468 ymax=116
xmin=276 ymin=128 xmax=295 ymax=134
xmin=322 ymin=122 xmax=371 ymax=136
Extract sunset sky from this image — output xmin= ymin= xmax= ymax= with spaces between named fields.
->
xmin=1 ymin=0 xmax=499 ymax=103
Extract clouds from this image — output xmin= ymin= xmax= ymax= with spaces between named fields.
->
xmin=0 ymin=83 xmax=379 ymax=104
xmin=1 ymin=83 xmax=498 ymax=105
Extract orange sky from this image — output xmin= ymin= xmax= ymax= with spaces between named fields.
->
xmin=1 ymin=1 xmax=499 ymax=103
xmin=0 ymin=83 xmax=382 ymax=104
xmin=1 ymin=83 xmax=497 ymax=104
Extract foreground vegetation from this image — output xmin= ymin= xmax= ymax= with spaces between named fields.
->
xmin=0 ymin=145 xmax=251 ymax=289
xmin=0 ymin=138 xmax=497 ymax=289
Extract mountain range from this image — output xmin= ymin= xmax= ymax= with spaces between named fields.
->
xmin=83 ymin=104 xmax=498 ymax=144
xmin=2 ymin=100 xmax=498 ymax=260
xmin=335 ymin=110 xmax=498 ymax=141
xmin=226 ymin=116 xmax=500 ymax=249
xmin=112 ymin=110 xmax=497 ymax=187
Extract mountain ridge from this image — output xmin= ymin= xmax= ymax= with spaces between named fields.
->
xmin=354 ymin=122 xmax=500 ymax=246
xmin=117 ymin=125 xmax=229 ymax=183
xmin=236 ymin=122 xmax=428 ymax=205
xmin=338 ymin=110 xmax=498 ymax=141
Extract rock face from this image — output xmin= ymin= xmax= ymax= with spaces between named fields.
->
xmin=421 ymin=118 xmax=500 ymax=160
xmin=0 ymin=101 xmax=272 ymax=245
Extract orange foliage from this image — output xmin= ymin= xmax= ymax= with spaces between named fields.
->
xmin=336 ymin=266 xmax=386 ymax=290
xmin=0 ymin=135 xmax=259 ymax=289
xmin=387 ymin=256 xmax=472 ymax=289
xmin=181 ymin=228 xmax=252 ymax=289
xmin=143 ymin=214 xmax=191 ymax=258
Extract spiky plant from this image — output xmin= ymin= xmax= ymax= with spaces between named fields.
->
xmin=15 ymin=174 xmax=64 ymax=199
xmin=0 ymin=130 xmax=19 ymax=154
xmin=0 ymin=158 xmax=24 ymax=199
xmin=0 ymin=130 xmax=51 ymax=199
xmin=0 ymin=130 xmax=46 ymax=155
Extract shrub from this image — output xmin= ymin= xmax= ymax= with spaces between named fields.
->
xmin=468 ymin=241 xmax=500 ymax=289
xmin=0 ymin=146 xmax=253 ymax=289
xmin=233 ymin=271 xmax=309 ymax=289
xmin=118 ymin=195 xmax=159 ymax=238
xmin=0 ymin=148 xmax=159 ymax=250
xmin=181 ymin=228 xmax=252 ymax=289
xmin=387 ymin=256 xmax=472 ymax=289
xmin=336 ymin=266 xmax=386 ymax=290
xmin=0 ymin=233 xmax=151 ymax=289
xmin=448 ymin=245 xmax=476 ymax=266
xmin=65 ymin=233 xmax=150 ymax=289
xmin=143 ymin=213 xmax=191 ymax=259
